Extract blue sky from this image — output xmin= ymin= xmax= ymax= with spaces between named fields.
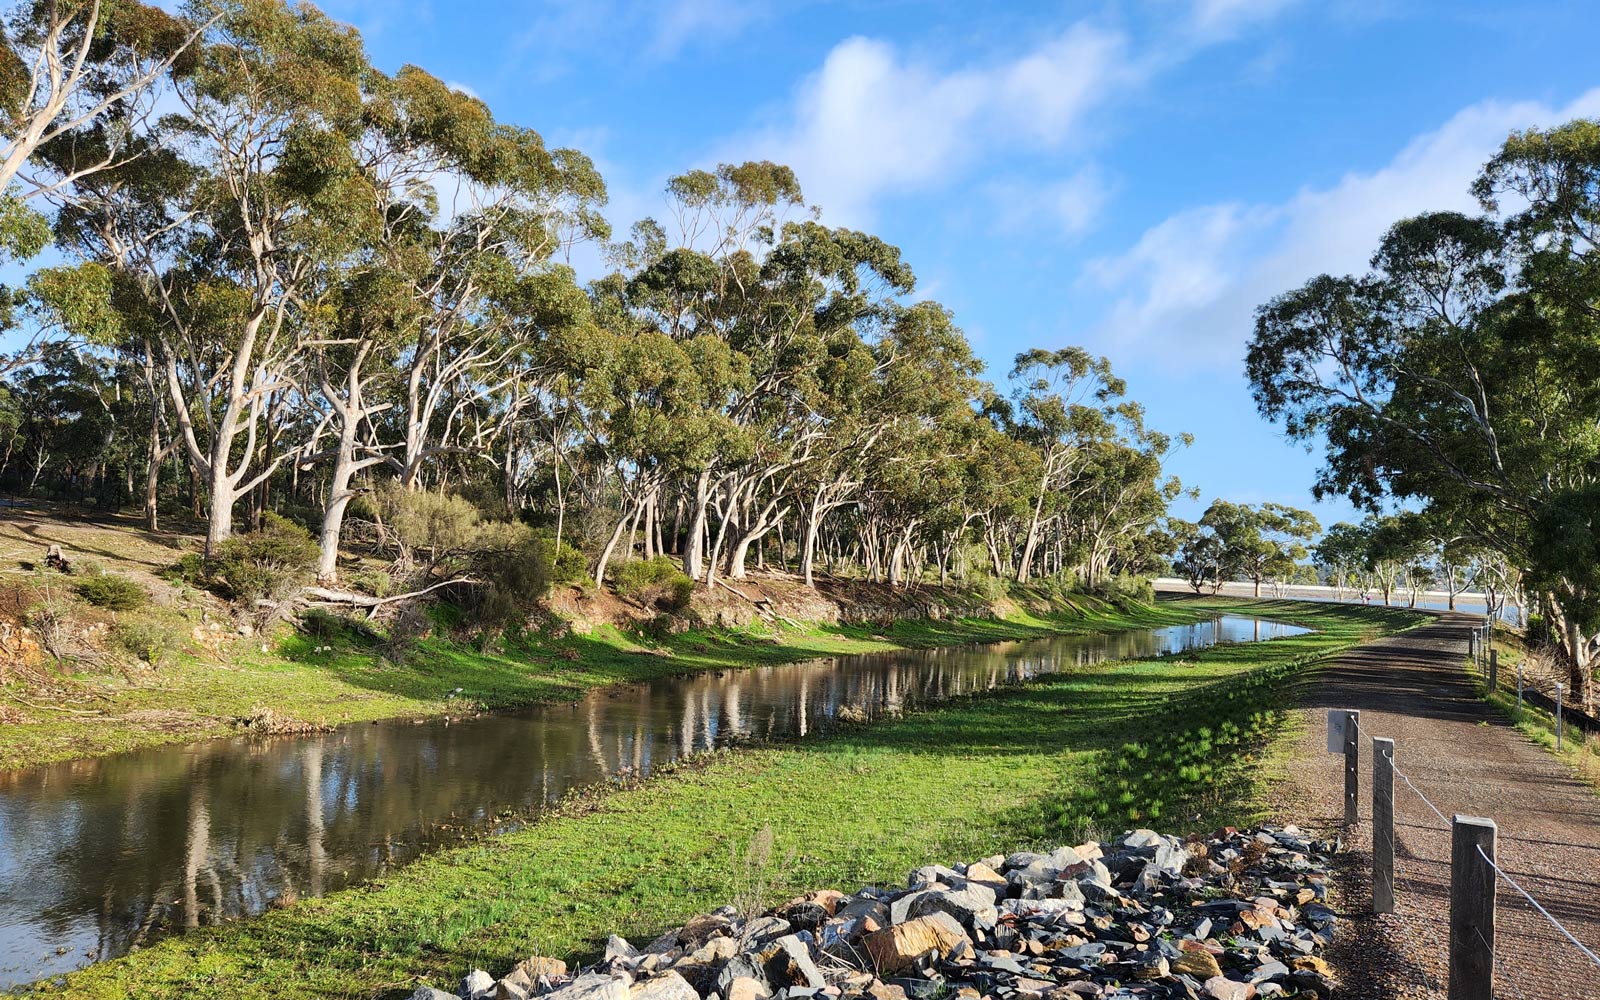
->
xmin=122 ymin=2 xmax=1600 ymax=525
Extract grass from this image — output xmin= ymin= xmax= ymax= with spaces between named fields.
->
xmin=46 ymin=598 xmax=1425 ymax=1000
xmin=0 ymin=579 xmax=1201 ymax=769
xmin=1462 ymin=629 xmax=1600 ymax=789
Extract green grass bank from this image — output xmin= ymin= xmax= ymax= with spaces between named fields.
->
xmin=48 ymin=599 xmax=1426 ymax=1000
xmin=0 ymin=584 xmax=1196 ymax=770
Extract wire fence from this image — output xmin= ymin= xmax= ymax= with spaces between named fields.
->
xmin=1338 ymin=655 xmax=1600 ymax=999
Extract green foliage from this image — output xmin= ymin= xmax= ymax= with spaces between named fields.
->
xmin=0 ymin=193 xmax=50 ymax=261
xmin=532 ymin=530 xmax=589 ymax=587
xmin=211 ymin=514 xmax=319 ymax=604
xmin=75 ymin=572 xmax=147 ymax=610
xmin=110 ymin=619 xmax=181 ymax=669
xmin=614 ymin=556 xmax=694 ymax=611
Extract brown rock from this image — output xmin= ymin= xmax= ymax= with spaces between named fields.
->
xmin=629 ymin=971 xmax=699 ymax=1000
xmin=864 ymin=912 xmax=970 ymax=975
xmin=517 ymin=957 xmax=569 ymax=980
xmin=1290 ymin=955 xmax=1334 ymax=978
xmin=1172 ymin=950 xmax=1223 ymax=980
xmin=866 ymin=983 xmax=907 ymax=1000
xmin=725 ymin=976 xmax=769 ymax=1000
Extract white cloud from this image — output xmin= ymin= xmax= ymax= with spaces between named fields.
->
xmin=1188 ymin=0 xmax=1299 ymax=37
xmin=1082 ymin=88 xmax=1600 ymax=370
xmin=444 ymin=81 xmax=481 ymax=101
xmin=650 ymin=0 xmax=766 ymax=58
xmin=991 ymin=166 xmax=1115 ymax=238
xmin=726 ymin=24 xmax=1133 ymax=225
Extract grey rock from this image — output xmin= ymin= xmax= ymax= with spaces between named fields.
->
xmin=547 ymin=974 xmax=630 ymax=1000
xmin=412 ymin=989 xmax=458 ymax=1000
xmin=461 ymin=970 xmax=494 ymax=1000
xmin=763 ymin=935 xmax=825 ymax=990
xmin=907 ymin=884 xmax=998 ymax=930
xmin=627 ymin=971 xmax=699 ymax=1000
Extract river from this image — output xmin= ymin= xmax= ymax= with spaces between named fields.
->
xmin=0 ymin=613 xmax=1309 ymax=987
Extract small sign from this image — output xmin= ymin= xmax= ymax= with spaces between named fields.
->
xmin=1327 ymin=710 xmax=1348 ymax=753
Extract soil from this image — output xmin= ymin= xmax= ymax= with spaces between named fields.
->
xmin=1272 ymin=612 xmax=1600 ymax=999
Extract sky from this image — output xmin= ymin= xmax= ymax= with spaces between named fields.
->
xmin=86 ymin=1 xmax=1600 ymax=526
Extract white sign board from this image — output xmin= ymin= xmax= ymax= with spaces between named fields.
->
xmin=1326 ymin=710 xmax=1348 ymax=753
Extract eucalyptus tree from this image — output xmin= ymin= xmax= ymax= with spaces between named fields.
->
xmin=53 ymin=0 xmax=378 ymax=553
xmin=1312 ymin=521 xmax=1367 ymax=599
xmin=1170 ymin=519 xmax=1224 ymax=595
xmin=1200 ymin=500 xmax=1320 ymax=597
xmin=1006 ymin=347 xmax=1124 ymax=582
xmin=1246 ymin=118 xmax=1600 ymax=702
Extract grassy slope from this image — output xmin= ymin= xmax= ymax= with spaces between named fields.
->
xmin=1458 ymin=629 xmax=1600 ymax=788
xmin=0 ymin=586 xmax=1194 ymax=770
xmin=51 ymin=599 xmax=1425 ymax=1000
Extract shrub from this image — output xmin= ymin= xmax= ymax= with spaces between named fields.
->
xmin=167 ymin=552 xmax=209 ymax=588
xmin=968 ymin=572 xmax=1010 ymax=604
xmin=76 ymin=572 xmax=147 ymax=610
xmin=347 ymin=568 xmax=392 ymax=598
xmin=614 ymin=556 xmax=695 ymax=611
xmin=531 ymin=530 xmax=589 ymax=587
xmin=111 ymin=620 xmax=181 ymax=668
xmin=210 ymin=513 xmax=318 ymax=604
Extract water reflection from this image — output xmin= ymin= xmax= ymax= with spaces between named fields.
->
xmin=0 ymin=614 xmax=1307 ymax=986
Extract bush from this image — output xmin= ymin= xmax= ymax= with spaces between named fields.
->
xmin=614 ymin=556 xmax=695 ymax=611
xmin=76 ymin=572 xmax=147 ymax=610
xmin=111 ymin=620 xmax=181 ymax=668
xmin=211 ymin=513 xmax=318 ymax=603
xmin=967 ymin=572 xmax=1010 ymax=604
xmin=532 ymin=530 xmax=589 ymax=587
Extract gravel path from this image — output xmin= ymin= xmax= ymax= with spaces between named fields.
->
xmin=1272 ymin=613 xmax=1600 ymax=999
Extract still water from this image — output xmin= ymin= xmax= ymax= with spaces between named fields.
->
xmin=0 ymin=614 xmax=1308 ymax=986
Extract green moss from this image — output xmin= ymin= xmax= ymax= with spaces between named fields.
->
xmin=49 ymin=600 xmax=1422 ymax=1000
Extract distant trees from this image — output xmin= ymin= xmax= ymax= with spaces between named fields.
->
xmin=1247 ymin=118 xmax=1600 ymax=706
xmin=1166 ymin=500 xmax=1318 ymax=596
xmin=0 ymin=0 xmax=1190 ymax=610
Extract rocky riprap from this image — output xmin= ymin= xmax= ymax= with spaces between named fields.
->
xmin=413 ymin=826 xmax=1338 ymax=1000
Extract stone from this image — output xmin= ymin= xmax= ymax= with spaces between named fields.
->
xmin=742 ymin=916 xmax=793 ymax=945
xmin=1202 ymin=977 xmax=1257 ymax=1000
xmin=461 ymin=969 xmax=495 ymax=999
xmin=496 ymin=981 xmax=531 ymax=1000
xmin=1171 ymin=950 xmax=1223 ymax=980
xmin=763 ymin=935 xmax=826 ymax=989
xmin=517 ymin=957 xmax=569 ymax=980
xmin=907 ymin=885 xmax=999 ymax=930
xmin=726 ymin=976 xmax=771 ymax=1000
xmin=412 ymin=989 xmax=457 ymax=1000
xmin=864 ymin=912 xmax=971 ymax=976
xmin=546 ymin=974 xmax=631 ymax=1000
xmin=606 ymin=935 xmax=641 ymax=963
xmin=628 ymin=972 xmax=699 ymax=1000
xmin=679 ymin=914 xmax=734 ymax=947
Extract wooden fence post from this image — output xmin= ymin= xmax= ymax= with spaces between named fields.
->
xmin=1372 ymin=736 xmax=1395 ymax=914
xmin=1488 ymin=649 xmax=1497 ymax=693
xmin=1556 ymin=683 xmax=1565 ymax=752
xmin=1344 ymin=709 xmax=1361 ymax=826
xmin=1449 ymin=815 xmax=1497 ymax=1000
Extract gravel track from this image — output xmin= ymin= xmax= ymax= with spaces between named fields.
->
xmin=1271 ymin=613 xmax=1600 ymax=999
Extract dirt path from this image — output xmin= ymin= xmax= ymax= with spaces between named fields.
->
xmin=1272 ymin=613 xmax=1600 ymax=999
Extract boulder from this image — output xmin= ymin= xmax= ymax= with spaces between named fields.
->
xmin=461 ymin=969 xmax=494 ymax=1000
xmin=762 ymin=935 xmax=825 ymax=989
xmin=863 ymin=912 xmax=970 ymax=976
xmin=628 ymin=971 xmax=699 ymax=1000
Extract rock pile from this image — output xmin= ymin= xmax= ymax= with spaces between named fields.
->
xmin=413 ymin=826 xmax=1338 ymax=1000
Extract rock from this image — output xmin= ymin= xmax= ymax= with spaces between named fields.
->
xmin=496 ymin=981 xmax=530 ymax=1000
xmin=1172 ymin=950 xmax=1223 ymax=980
xmin=864 ymin=912 xmax=970 ymax=976
xmin=679 ymin=914 xmax=733 ymax=947
xmin=412 ymin=989 xmax=457 ymax=1000
xmin=547 ymin=974 xmax=631 ymax=1000
xmin=907 ymin=884 xmax=998 ymax=930
xmin=726 ymin=976 xmax=770 ymax=1000
xmin=628 ymin=971 xmax=698 ymax=1000
xmin=762 ymin=935 xmax=825 ymax=989
xmin=741 ymin=915 xmax=793 ymax=947
xmin=516 ymin=957 xmax=568 ymax=980
xmin=1203 ymin=977 xmax=1257 ymax=1000
xmin=461 ymin=969 xmax=495 ymax=999
xmin=605 ymin=935 xmax=640 ymax=964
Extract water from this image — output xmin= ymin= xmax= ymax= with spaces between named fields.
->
xmin=0 ymin=614 xmax=1308 ymax=986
